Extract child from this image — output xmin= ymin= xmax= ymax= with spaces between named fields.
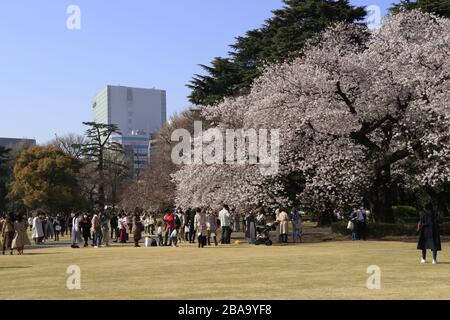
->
xmin=157 ymin=221 xmax=163 ymax=247
xmin=170 ymin=229 xmax=178 ymax=247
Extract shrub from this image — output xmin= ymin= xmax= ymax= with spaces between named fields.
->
xmin=392 ymin=206 xmax=419 ymax=223
xmin=331 ymin=221 xmax=450 ymax=238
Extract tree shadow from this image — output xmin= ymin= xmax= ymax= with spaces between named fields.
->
xmin=23 ymin=252 xmax=64 ymax=256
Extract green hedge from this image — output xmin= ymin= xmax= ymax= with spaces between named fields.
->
xmin=392 ymin=206 xmax=420 ymax=223
xmin=332 ymin=221 xmax=450 ymax=238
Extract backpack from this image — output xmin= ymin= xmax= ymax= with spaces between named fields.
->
xmin=151 ymin=238 xmax=158 ymax=247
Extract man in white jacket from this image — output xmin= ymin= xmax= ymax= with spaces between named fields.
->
xmin=219 ymin=205 xmax=231 ymax=244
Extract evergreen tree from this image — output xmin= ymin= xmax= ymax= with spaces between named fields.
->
xmin=78 ymin=122 xmax=125 ymax=211
xmin=391 ymin=0 xmax=450 ymax=17
xmin=188 ymin=0 xmax=367 ymax=106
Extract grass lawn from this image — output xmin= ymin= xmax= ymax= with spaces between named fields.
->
xmin=1 ymin=240 xmax=450 ymax=300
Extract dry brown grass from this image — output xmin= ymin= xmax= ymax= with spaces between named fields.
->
xmin=1 ymin=240 xmax=449 ymax=300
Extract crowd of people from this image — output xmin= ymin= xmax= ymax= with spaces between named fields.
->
xmin=0 ymin=202 xmax=445 ymax=265
xmin=0 ymin=204 xmax=304 ymax=254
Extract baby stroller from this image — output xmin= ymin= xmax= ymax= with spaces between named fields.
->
xmin=255 ymin=222 xmax=277 ymax=246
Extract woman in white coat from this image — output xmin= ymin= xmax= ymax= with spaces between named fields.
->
xmin=276 ymin=208 xmax=290 ymax=244
xmin=32 ymin=214 xmax=44 ymax=244
xmin=194 ymin=208 xmax=207 ymax=248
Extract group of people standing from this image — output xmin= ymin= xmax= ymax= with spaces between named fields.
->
xmin=1 ymin=204 xmax=305 ymax=254
xmin=1 ymin=213 xmax=31 ymax=255
xmin=349 ymin=207 xmax=369 ymax=241
xmin=29 ymin=212 xmax=67 ymax=244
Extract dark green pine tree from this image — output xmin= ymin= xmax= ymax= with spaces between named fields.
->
xmin=78 ymin=122 xmax=125 ymax=211
xmin=390 ymin=0 xmax=450 ymax=17
xmin=188 ymin=0 xmax=367 ymax=106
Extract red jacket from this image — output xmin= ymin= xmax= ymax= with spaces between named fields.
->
xmin=164 ymin=213 xmax=175 ymax=229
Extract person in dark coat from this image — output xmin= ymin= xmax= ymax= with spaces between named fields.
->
xmin=110 ymin=213 xmax=119 ymax=242
xmin=417 ymin=203 xmax=441 ymax=265
xmin=79 ymin=214 xmax=92 ymax=247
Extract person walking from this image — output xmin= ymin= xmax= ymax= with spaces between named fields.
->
xmin=149 ymin=213 xmax=156 ymax=235
xmin=163 ymin=209 xmax=175 ymax=246
xmin=276 ymin=208 xmax=290 ymax=244
xmin=157 ymin=221 xmax=163 ymax=246
xmin=418 ymin=203 xmax=442 ymax=265
xmin=100 ymin=212 xmax=111 ymax=247
xmin=2 ymin=213 xmax=15 ymax=255
xmin=119 ymin=214 xmax=129 ymax=244
xmin=27 ymin=216 xmax=33 ymax=232
xmin=68 ymin=213 xmax=74 ymax=238
xmin=45 ymin=215 xmax=55 ymax=242
xmin=245 ymin=211 xmax=256 ymax=244
xmin=219 ymin=205 xmax=231 ymax=244
xmin=71 ymin=213 xmax=82 ymax=248
xmin=110 ymin=213 xmax=118 ymax=242
xmin=32 ymin=213 xmax=44 ymax=244
xmin=356 ymin=207 xmax=367 ymax=241
xmin=53 ymin=215 xmax=62 ymax=241
xmin=290 ymin=208 xmax=303 ymax=243
xmin=80 ymin=214 xmax=92 ymax=247
xmin=175 ymin=208 xmax=185 ymax=242
xmin=194 ymin=208 xmax=207 ymax=248
xmin=206 ymin=209 xmax=218 ymax=246
xmin=91 ymin=212 xmax=102 ymax=248
xmin=170 ymin=228 xmax=178 ymax=247
xmin=12 ymin=214 xmax=31 ymax=255
xmin=186 ymin=208 xmax=196 ymax=244
xmin=133 ymin=208 xmax=143 ymax=247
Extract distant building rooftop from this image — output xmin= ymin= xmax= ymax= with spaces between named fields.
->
xmin=0 ymin=137 xmax=36 ymax=149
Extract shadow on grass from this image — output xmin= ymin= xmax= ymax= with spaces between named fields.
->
xmin=23 ymin=252 xmax=65 ymax=256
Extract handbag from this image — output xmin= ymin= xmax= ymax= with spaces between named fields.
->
xmin=347 ymin=221 xmax=354 ymax=231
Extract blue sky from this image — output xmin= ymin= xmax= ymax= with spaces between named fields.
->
xmin=0 ymin=0 xmax=394 ymax=143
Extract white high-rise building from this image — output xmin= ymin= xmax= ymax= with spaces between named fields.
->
xmin=92 ymin=85 xmax=166 ymax=177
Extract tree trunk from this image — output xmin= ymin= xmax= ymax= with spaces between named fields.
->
xmin=370 ymin=165 xmax=395 ymax=223
xmin=98 ymin=150 xmax=105 ymax=211
xmin=317 ymin=208 xmax=334 ymax=226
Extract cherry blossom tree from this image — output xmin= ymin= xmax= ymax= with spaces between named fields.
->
xmin=174 ymin=10 xmax=450 ymax=223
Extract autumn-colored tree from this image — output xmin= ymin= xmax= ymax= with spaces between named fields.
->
xmin=8 ymin=146 xmax=81 ymax=213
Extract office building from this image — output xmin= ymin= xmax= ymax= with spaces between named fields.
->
xmin=92 ymin=85 xmax=166 ymax=177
